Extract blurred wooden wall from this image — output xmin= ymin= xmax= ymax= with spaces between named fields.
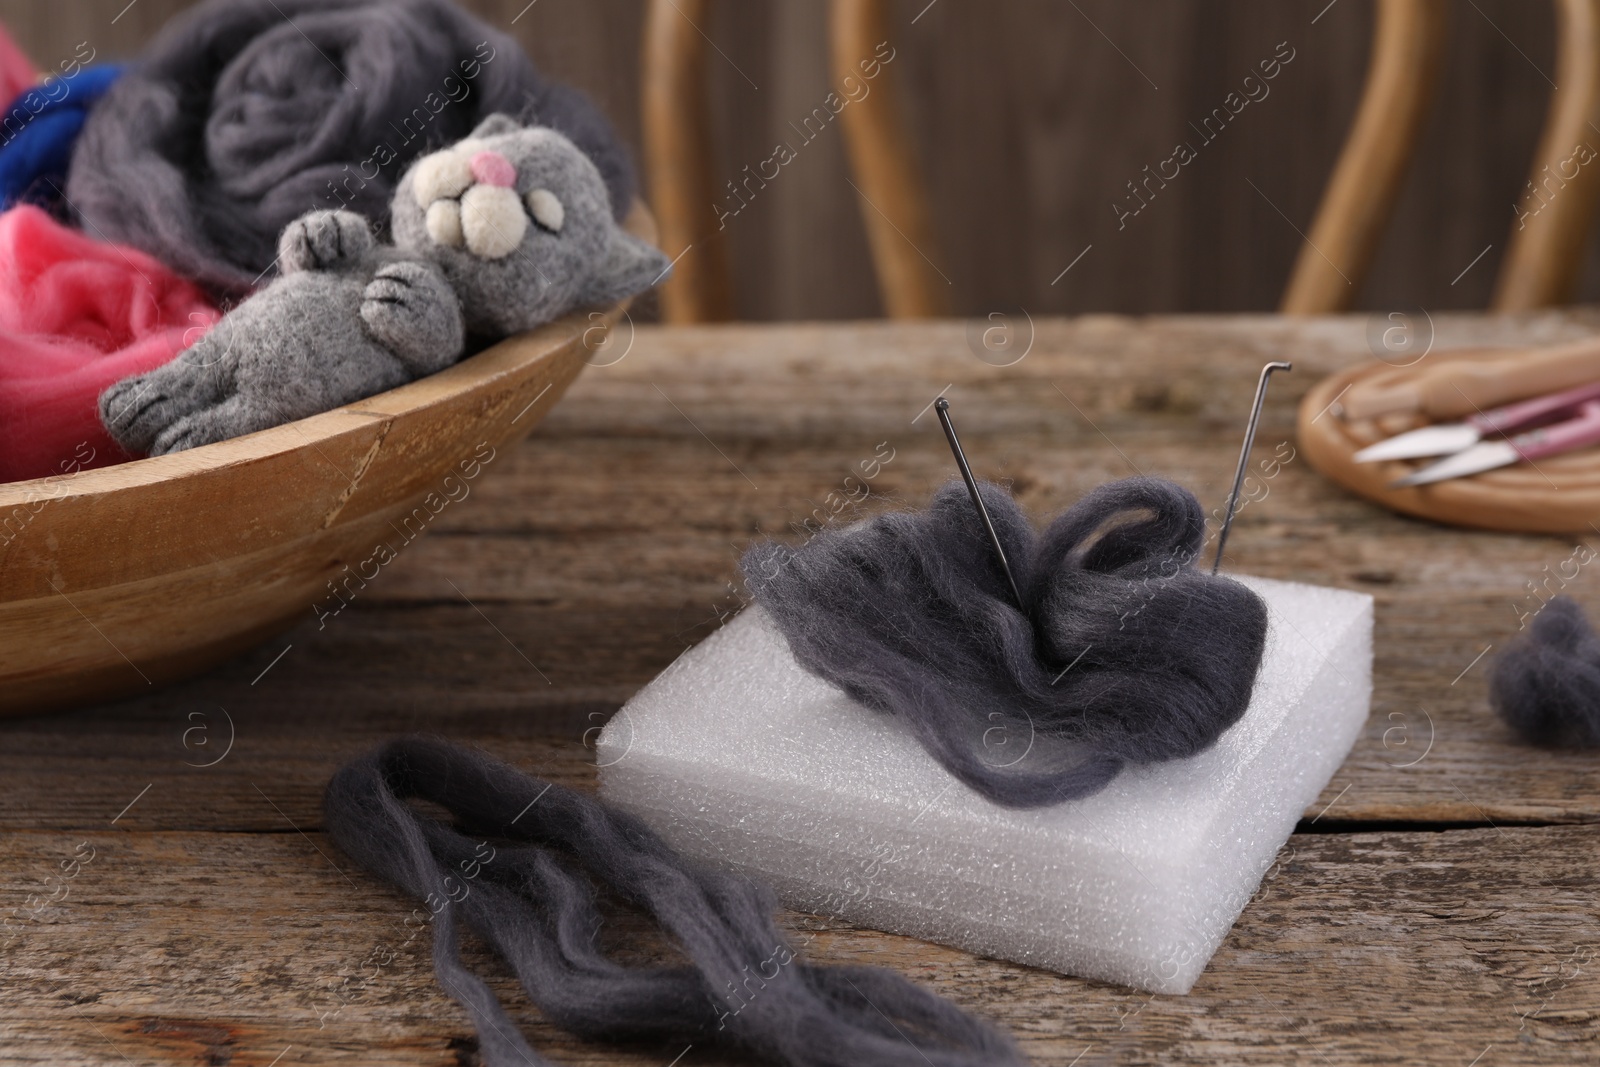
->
xmin=0 ymin=0 xmax=1573 ymax=319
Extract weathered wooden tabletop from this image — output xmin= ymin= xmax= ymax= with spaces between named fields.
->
xmin=5 ymin=313 xmax=1600 ymax=1066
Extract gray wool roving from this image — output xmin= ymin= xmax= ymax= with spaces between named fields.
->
xmin=1490 ymin=595 xmax=1600 ymax=748
xmin=99 ymin=118 xmax=669 ymax=456
xmin=323 ymin=737 xmax=1025 ymax=1067
xmin=66 ymin=0 xmax=635 ymax=296
xmin=742 ymin=477 xmax=1270 ymax=808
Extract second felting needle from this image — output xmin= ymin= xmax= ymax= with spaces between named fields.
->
xmin=1213 ymin=361 xmax=1292 ymax=573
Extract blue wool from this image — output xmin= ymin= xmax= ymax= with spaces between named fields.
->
xmin=0 ymin=65 xmax=123 ymax=209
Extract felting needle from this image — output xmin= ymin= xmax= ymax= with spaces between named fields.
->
xmin=934 ymin=397 xmax=1026 ymax=609
xmin=1213 ymin=361 xmax=1292 ymax=574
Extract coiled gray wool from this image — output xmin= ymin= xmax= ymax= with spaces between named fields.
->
xmin=66 ymin=0 xmax=635 ymax=296
xmin=1490 ymin=595 xmax=1600 ymax=748
xmin=741 ymin=477 xmax=1270 ymax=808
xmin=323 ymin=737 xmax=1025 ymax=1067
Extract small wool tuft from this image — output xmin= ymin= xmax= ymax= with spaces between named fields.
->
xmin=1489 ymin=595 xmax=1600 ymax=748
xmin=323 ymin=736 xmax=1025 ymax=1067
xmin=742 ymin=477 xmax=1270 ymax=808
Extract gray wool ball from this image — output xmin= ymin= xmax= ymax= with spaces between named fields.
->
xmin=1490 ymin=595 xmax=1600 ymax=749
xmin=99 ymin=117 xmax=670 ymax=457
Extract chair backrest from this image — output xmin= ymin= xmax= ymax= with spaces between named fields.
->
xmin=641 ymin=0 xmax=945 ymax=322
xmin=829 ymin=0 xmax=949 ymax=318
xmin=1491 ymin=0 xmax=1600 ymax=310
xmin=1280 ymin=0 xmax=1447 ymax=313
xmin=1287 ymin=0 xmax=1600 ymax=313
xmin=643 ymin=0 xmax=1600 ymax=321
xmin=641 ymin=0 xmax=734 ymax=323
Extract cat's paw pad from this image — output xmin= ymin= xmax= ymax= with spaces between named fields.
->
xmin=361 ymin=261 xmax=450 ymax=328
xmin=279 ymin=211 xmax=374 ymax=274
xmin=360 ymin=262 xmax=464 ymax=375
xmin=99 ymin=376 xmax=178 ymax=453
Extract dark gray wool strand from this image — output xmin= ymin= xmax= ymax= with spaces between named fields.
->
xmin=324 ymin=737 xmax=1026 ymax=1067
xmin=66 ymin=0 xmax=634 ymax=296
xmin=1489 ymin=595 xmax=1600 ymax=748
xmin=741 ymin=477 xmax=1270 ymax=808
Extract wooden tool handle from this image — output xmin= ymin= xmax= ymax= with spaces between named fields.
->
xmin=1338 ymin=336 xmax=1600 ymax=421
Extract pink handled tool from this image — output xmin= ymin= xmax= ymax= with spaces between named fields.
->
xmin=1467 ymin=379 xmax=1600 ymax=435
xmin=1357 ymin=379 xmax=1600 ymax=463
xmin=1392 ymin=399 xmax=1600 ymax=487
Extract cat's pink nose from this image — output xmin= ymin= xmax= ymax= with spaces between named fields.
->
xmin=469 ymin=151 xmax=516 ymax=188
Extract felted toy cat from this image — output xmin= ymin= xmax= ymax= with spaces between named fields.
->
xmin=99 ymin=115 xmax=668 ymax=456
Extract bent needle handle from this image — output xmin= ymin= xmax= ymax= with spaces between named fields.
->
xmin=1214 ymin=362 xmax=1292 ymax=574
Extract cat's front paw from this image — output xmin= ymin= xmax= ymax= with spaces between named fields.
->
xmin=100 ymin=374 xmax=181 ymax=454
xmin=148 ymin=395 xmax=268 ymax=455
xmin=279 ymin=210 xmax=375 ymax=274
xmin=359 ymin=261 xmax=464 ymax=375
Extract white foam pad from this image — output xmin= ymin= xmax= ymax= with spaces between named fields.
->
xmin=599 ymin=575 xmax=1372 ymax=993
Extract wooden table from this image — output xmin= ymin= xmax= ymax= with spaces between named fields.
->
xmin=5 ymin=313 xmax=1600 ymax=1066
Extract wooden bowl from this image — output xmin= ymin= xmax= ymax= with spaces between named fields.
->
xmin=0 ymin=207 xmax=654 ymax=716
xmin=1298 ymin=351 xmax=1600 ymax=534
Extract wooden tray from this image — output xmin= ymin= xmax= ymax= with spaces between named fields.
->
xmin=1298 ymin=349 xmax=1600 ymax=534
xmin=0 ymin=206 xmax=654 ymax=716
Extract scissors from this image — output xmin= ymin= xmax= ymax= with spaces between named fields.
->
xmin=1353 ymin=380 xmax=1600 ymax=487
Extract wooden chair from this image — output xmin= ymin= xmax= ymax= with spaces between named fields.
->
xmin=641 ymin=0 xmax=946 ymax=322
xmin=1285 ymin=0 xmax=1600 ymax=313
xmin=641 ymin=0 xmax=734 ymax=323
xmin=643 ymin=0 xmax=1600 ymax=322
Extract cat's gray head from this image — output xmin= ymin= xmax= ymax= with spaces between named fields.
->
xmin=391 ymin=116 xmax=669 ymax=337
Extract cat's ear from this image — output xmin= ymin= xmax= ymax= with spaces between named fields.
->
xmin=581 ymin=231 xmax=672 ymax=306
xmin=468 ymin=113 xmax=521 ymax=139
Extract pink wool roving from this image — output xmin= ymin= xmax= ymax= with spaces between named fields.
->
xmin=0 ymin=205 xmax=220 ymax=482
xmin=0 ymin=22 xmax=36 ymax=105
